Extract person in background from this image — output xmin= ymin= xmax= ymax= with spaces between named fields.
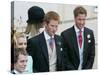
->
xmin=11 ymin=48 xmax=28 ymax=74
xmin=27 ymin=11 xmax=63 ymax=72
xmin=61 ymin=6 xmax=95 ymax=70
xmin=25 ymin=6 xmax=45 ymax=39
xmin=13 ymin=32 xmax=33 ymax=73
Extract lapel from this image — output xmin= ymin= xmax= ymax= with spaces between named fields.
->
xmin=83 ymin=28 xmax=88 ymax=60
xmin=54 ymin=35 xmax=61 ymax=61
xmin=39 ymin=32 xmax=49 ymax=64
xmin=72 ymin=26 xmax=80 ymax=59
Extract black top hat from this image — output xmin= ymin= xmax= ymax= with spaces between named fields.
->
xmin=27 ymin=6 xmax=45 ymax=24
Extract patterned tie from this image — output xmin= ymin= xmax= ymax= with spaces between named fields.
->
xmin=49 ymin=38 xmax=54 ymax=51
xmin=78 ymin=30 xmax=82 ymax=48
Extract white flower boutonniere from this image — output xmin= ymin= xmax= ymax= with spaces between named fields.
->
xmin=87 ymin=34 xmax=91 ymax=39
xmin=60 ymin=48 xmax=63 ymax=51
xmin=88 ymin=40 xmax=91 ymax=43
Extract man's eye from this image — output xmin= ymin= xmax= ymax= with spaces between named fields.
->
xmin=24 ymin=43 xmax=27 ymax=45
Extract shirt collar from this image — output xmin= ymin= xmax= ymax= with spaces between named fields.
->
xmin=44 ymin=30 xmax=54 ymax=41
xmin=13 ymin=69 xmax=21 ymax=74
xmin=74 ymin=25 xmax=84 ymax=33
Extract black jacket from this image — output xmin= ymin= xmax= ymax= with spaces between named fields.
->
xmin=27 ymin=32 xmax=63 ymax=72
xmin=61 ymin=26 xmax=95 ymax=70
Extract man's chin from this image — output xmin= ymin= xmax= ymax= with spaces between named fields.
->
xmin=49 ymin=33 xmax=54 ymax=36
xmin=79 ymin=26 xmax=84 ymax=30
xmin=21 ymin=68 xmax=25 ymax=71
xmin=20 ymin=70 xmax=25 ymax=73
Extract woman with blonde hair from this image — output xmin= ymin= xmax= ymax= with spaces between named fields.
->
xmin=25 ymin=6 xmax=45 ymax=39
xmin=12 ymin=32 xmax=33 ymax=73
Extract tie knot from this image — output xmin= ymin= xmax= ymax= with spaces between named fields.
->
xmin=79 ymin=30 xmax=82 ymax=35
xmin=78 ymin=30 xmax=82 ymax=48
xmin=49 ymin=38 xmax=54 ymax=50
xmin=79 ymin=30 xmax=82 ymax=32
xmin=50 ymin=37 xmax=54 ymax=41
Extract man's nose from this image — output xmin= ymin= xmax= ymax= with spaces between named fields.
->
xmin=23 ymin=61 xmax=27 ymax=66
xmin=53 ymin=27 xmax=57 ymax=31
xmin=80 ymin=20 xmax=84 ymax=24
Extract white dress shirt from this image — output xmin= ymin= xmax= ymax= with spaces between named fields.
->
xmin=74 ymin=25 xmax=84 ymax=70
xmin=44 ymin=30 xmax=57 ymax=72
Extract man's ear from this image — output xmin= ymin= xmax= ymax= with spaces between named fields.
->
xmin=42 ymin=21 xmax=46 ymax=26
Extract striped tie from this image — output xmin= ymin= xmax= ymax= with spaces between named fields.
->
xmin=49 ymin=38 xmax=54 ymax=51
xmin=78 ymin=30 xmax=82 ymax=48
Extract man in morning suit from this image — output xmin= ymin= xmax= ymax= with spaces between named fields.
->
xmin=27 ymin=11 xmax=63 ymax=72
xmin=61 ymin=6 xmax=95 ymax=70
